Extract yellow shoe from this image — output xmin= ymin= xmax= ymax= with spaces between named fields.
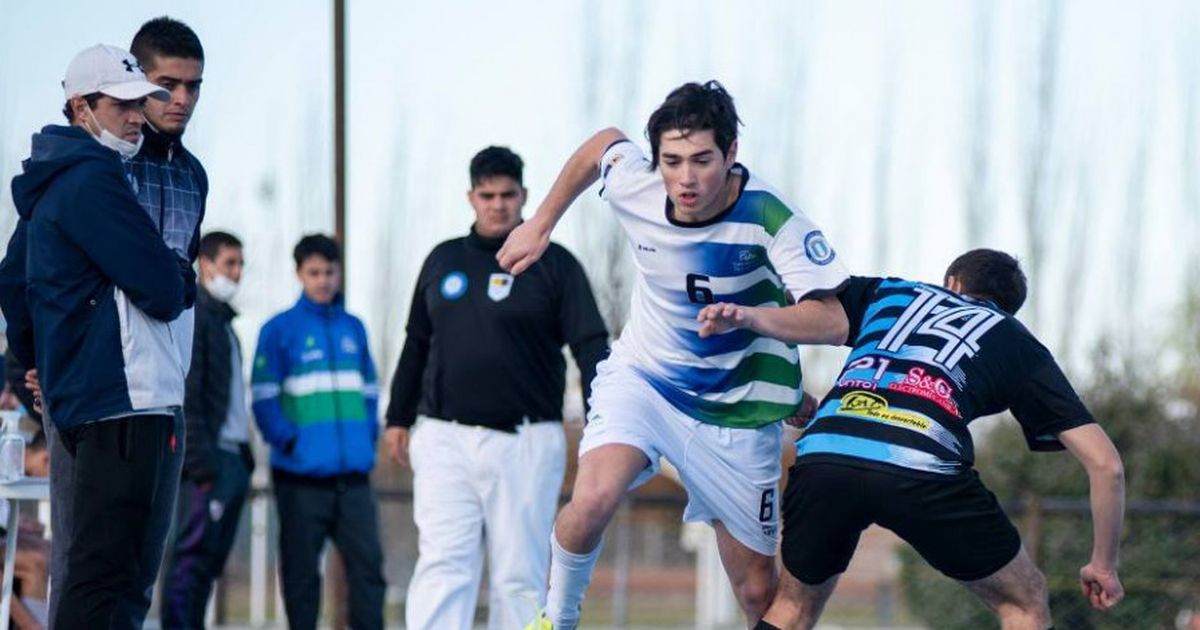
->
xmin=522 ymin=613 xmax=552 ymax=630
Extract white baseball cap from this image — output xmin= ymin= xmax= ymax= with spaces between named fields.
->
xmin=62 ymin=44 xmax=169 ymax=102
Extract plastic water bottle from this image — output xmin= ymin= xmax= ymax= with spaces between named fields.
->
xmin=0 ymin=411 xmax=24 ymax=482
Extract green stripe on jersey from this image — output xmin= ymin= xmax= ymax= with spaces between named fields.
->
xmin=688 ymin=397 xmax=799 ymax=429
xmin=281 ymin=391 xmax=370 ymax=426
xmin=729 ymin=190 xmax=794 ymax=238
xmin=722 ymin=353 xmax=802 ymax=391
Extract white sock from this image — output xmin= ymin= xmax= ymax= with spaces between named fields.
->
xmin=544 ymin=530 xmax=602 ymax=629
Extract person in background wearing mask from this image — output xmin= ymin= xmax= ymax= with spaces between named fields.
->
xmin=0 ymin=43 xmax=193 ymax=629
xmin=162 ymin=231 xmax=252 ymax=629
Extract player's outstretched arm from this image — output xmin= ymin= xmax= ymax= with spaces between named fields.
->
xmin=497 ymin=128 xmax=626 ymax=275
xmin=1058 ymin=423 xmax=1126 ymax=611
xmin=696 ymin=296 xmax=848 ymax=345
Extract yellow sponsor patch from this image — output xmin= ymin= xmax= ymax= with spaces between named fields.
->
xmin=836 ymin=391 xmax=930 ymax=431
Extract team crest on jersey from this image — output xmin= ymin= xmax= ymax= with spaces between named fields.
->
xmin=803 ymin=230 xmax=836 ymax=265
xmin=341 ymin=336 xmax=358 ymax=354
xmin=488 ymin=273 xmax=514 ymax=302
xmin=440 ymin=271 xmax=468 ymax=300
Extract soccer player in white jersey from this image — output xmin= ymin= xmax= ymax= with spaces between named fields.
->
xmin=499 ymin=81 xmax=850 ymax=628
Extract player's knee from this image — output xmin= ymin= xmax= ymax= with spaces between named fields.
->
xmin=994 ymin=568 xmax=1050 ymax=626
xmin=568 ymin=485 xmax=624 ymax=528
xmin=733 ymin=572 xmax=776 ymax=618
xmin=1022 ymin=570 xmax=1051 ymax=623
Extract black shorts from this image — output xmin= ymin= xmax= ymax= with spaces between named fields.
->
xmin=780 ymin=460 xmax=1021 ymax=584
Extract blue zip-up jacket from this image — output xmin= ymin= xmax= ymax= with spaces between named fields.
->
xmin=0 ymin=125 xmax=190 ymax=430
xmin=251 ymin=293 xmax=379 ymax=477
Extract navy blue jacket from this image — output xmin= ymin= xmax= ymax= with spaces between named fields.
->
xmin=0 ymin=125 xmax=192 ymax=430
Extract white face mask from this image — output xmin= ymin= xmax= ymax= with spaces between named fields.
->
xmin=85 ymin=106 xmax=143 ymax=160
xmin=206 ymin=273 xmax=240 ymax=303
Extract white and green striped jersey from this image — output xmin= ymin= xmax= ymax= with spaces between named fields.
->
xmin=598 ymin=140 xmax=848 ymax=428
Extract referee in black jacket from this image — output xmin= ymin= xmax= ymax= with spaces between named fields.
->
xmin=386 ymin=146 xmax=608 ymax=630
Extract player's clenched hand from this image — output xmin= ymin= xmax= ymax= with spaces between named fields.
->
xmin=1079 ymin=563 xmax=1123 ymax=610
xmin=385 ymin=427 xmax=411 ymax=469
xmin=697 ymin=302 xmax=752 ymax=338
xmin=497 ymin=218 xmax=551 ymax=275
xmin=785 ymin=391 xmax=819 ymax=429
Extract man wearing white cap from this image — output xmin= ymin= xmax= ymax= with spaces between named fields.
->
xmin=0 ymin=43 xmax=197 ymax=630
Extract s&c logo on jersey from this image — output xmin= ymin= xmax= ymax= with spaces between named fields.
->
xmin=440 ymin=271 xmax=468 ymax=300
xmin=804 ymin=230 xmax=836 ymax=266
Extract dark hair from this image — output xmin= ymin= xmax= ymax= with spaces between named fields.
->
xmin=470 ymin=146 xmax=524 ymax=187
xmin=198 ymin=231 xmax=243 ymax=261
xmin=645 ymin=80 xmax=741 ymax=169
xmin=293 ymin=234 xmax=341 ymax=268
xmin=944 ymin=249 xmax=1028 ymax=315
xmin=130 ymin=16 xmax=205 ymax=69
xmin=61 ymin=93 xmax=102 ymax=123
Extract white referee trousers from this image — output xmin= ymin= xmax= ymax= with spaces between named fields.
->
xmin=405 ymin=416 xmax=566 ymax=630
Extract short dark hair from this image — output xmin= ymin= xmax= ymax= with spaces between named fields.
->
xmin=470 ymin=146 xmax=523 ymax=187
xmin=198 ymin=231 xmax=243 ymax=261
xmin=293 ymin=234 xmax=341 ymax=268
xmin=645 ymin=80 xmax=742 ymax=169
xmin=944 ymin=249 xmax=1028 ymax=315
xmin=130 ymin=16 xmax=205 ymax=69
xmin=61 ymin=93 xmax=102 ymax=123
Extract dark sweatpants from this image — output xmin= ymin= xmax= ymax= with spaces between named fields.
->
xmin=272 ymin=468 xmax=386 ymax=630
xmin=45 ymin=410 xmax=185 ymax=630
xmin=53 ymin=414 xmax=179 ymax=630
xmin=162 ymin=447 xmax=251 ymax=629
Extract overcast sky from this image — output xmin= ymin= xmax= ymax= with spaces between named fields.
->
xmin=1 ymin=0 xmax=1196 ymax=389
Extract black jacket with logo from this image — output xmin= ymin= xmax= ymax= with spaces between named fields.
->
xmin=184 ymin=286 xmax=253 ymax=481
xmin=386 ymin=226 xmax=609 ymax=430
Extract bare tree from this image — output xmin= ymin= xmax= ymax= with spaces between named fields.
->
xmin=373 ymin=117 xmax=413 ymax=384
xmin=1058 ymin=158 xmax=1092 ymax=359
xmin=872 ymin=17 xmax=898 ymax=270
xmin=768 ymin=1 xmax=817 ymax=204
xmin=1021 ymin=0 xmax=1063 ymax=327
xmin=1181 ymin=7 xmax=1200 ymax=289
xmin=963 ymin=0 xmax=994 ymax=246
xmin=576 ymin=0 xmax=642 ymax=337
xmin=1118 ymin=93 xmax=1151 ymax=351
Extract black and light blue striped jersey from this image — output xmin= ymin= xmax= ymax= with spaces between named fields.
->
xmin=796 ymin=276 xmax=1094 ymax=477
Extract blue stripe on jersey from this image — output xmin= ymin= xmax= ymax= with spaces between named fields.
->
xmin=878 ymin=278 xmax=919 ymax=291
xmin=685 ymin=242 xmax=773 ymax=278
xmin=669 ymin=325 xmax=761 ymax=357
xmin=845 ymin=341 xmax=943 ymax=366
xmin=723 ymin=190 xmax=792 ymax=236
xmin=861 ymin=294 xmax=915 ymax=328
xmin=795 ymin=433 xmax=962 ymax=475
xmin=811 ymin=403 xmax=962 ymax=454
xmin=857 ymin=316 xmax=898 ymax=340
xmin=654 ymin=353 xmax=800 ymax=392
xmin=846 ymin=341 xmax=881 ymax=363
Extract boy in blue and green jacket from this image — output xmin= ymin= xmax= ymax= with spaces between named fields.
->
xmin=251 ymin=234 xmax=385 ymax=630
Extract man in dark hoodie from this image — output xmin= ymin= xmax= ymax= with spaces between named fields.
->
xmin=0 ymin=44 xmax=194 ymax=629
xmin=7 ymin=20 xmax=210 ymax=629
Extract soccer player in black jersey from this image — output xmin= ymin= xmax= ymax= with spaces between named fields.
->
xmin=698 ymin=249 xmax=1125 ymax=630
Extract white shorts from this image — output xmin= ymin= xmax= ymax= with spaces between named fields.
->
xmin=580 ymin=358 xmax=783 ymax=556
